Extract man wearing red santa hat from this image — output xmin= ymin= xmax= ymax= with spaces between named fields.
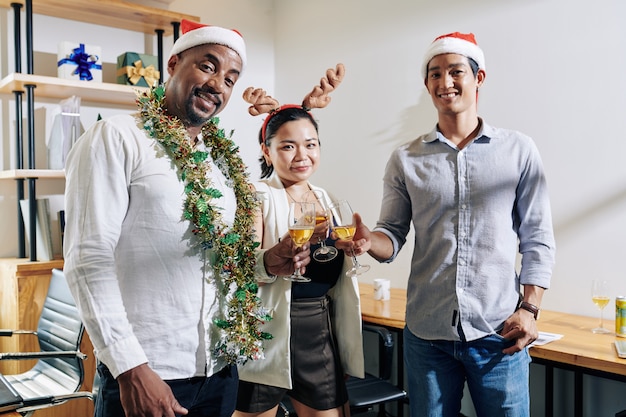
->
xmin=63 ymin=19 xmax=310 ymax=417
xmin=345 ymin=32 xmax=555 ymax=416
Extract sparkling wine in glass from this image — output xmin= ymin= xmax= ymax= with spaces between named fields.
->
xmin=303 ymin=190 xmax=338 ymax=263
xmin=285 ymin=202 xmax=315 ymax=282
xmin=329 ymin=200 xmax=370 ymax=277
xmin=591 ymin=279 xmax=611 ymax=334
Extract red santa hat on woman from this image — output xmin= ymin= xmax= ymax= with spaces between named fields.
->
xmin=169 ymin=19 xmax=247 ymax=70
xmin=421 ymin=32 xmax=485 ymax=79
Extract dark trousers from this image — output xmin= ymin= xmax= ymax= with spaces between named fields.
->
xmin=95 ymin=362 xmax=238 ymax=417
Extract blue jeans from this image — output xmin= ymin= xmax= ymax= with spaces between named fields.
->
xmin=403 ymin=326 xmax=531 ymax=417
xmin=95 ymin=362 xmax=238 ymax=417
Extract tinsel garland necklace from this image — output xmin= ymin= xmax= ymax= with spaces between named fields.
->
xmin=137 ymin=85 xmax=272 ymax=364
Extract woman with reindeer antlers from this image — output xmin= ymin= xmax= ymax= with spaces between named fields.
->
xmin=234 ymin=64 xmax=364 ymax=417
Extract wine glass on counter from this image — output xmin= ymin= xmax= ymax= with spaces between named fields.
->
xmin=303 ymin=189 xmax=339 ymax=263
xmin=328 ymin=200 xmax=370 ymax=277
xmin=285 ymin=202 xmax=316 ymax=282
xmin=591 ymin=279 xmax=611 ymax=334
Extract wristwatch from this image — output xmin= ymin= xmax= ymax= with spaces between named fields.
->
xmin=518 ymin=301 xmax=540 ymax=320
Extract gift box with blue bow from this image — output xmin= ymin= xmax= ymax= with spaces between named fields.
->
xmin=57 ymin=42 xmax=102 ymax=82
xmin=116 ymin=52 xmax=160 ymax=88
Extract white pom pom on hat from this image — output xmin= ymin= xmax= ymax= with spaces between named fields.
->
xmin=421 ymin=32 xmax=485 ymax=79
xmin=169 ymin=19 xmax=247 ymax=70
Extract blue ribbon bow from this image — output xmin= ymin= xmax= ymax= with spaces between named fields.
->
xmin=57 ymin=43 xmax=102 ymax=81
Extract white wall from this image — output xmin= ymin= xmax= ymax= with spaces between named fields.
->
xmin=268 ymin=1 xmax=626 ymax=415
xmin=2 ymin=0 xmax=626 ymax=414
xmin=270 ymin=0 xmax=626 ymax=320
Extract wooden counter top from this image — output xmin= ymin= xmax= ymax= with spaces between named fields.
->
xmin=358 ymin=283 xmax=626 ymax=376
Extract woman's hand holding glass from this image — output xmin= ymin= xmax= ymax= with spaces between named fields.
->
xmin=285 ymin=202 xmax=316 ymax=282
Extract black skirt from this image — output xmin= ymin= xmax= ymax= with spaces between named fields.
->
xmin=236 ymin=295 xmax=348 ymax=412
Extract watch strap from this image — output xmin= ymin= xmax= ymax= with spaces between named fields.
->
xmin=518 ymin=301 xmax=540 ymax=320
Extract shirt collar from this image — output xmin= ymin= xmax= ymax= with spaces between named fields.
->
xmin=423 ymin=117 xmax=493 ymax=144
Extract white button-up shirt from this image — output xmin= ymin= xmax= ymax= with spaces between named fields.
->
xmin=64 ymin=113 xmax=242 ymax=379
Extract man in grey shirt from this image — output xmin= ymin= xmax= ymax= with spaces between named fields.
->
xmin=346 ymin=32 xmax=555 ymax=417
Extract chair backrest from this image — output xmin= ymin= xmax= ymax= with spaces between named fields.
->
xmin=346 ymin=324 xmax=407 ymax=416
xmin=32 ymin=268 xmax=85 ymax=391
xmin=368 ymin=324 xmax=395 ymax=381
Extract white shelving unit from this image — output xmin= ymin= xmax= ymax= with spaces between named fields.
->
xmin=0 ymin=73 xmax=146 ymax=106
xmin=0 ymin=0 xmax=199 ymax=260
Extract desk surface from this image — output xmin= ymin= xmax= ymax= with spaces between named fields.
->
xmin=358 ymin=283 xmax=626 ymax=376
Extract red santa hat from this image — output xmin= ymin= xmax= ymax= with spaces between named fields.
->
xmin=169 ymin=19 xmax=247 ymax=69
xmin=421 ymin=32 xmax=485 ymax=79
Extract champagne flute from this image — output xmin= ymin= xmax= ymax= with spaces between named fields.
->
xmin=329 ymin=200 xmax=370 ymax=277
xmin=591 ymin=279 xmax=611 ymax=334
xmin=303 ymin=190 xmax=339 ymax=263
xmin=285 ymin=202 xmax=316 ymax=282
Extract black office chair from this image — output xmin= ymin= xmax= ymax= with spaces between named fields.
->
xmin=346 ymin=324 xmax=407 ymax=416
xmin=0 ymin=268 xmax=94 ymax=416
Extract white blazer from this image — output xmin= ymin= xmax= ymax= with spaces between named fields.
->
xmin=237 ymin=173 xmax=365 ymax=389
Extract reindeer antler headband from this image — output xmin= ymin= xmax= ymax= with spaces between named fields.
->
xmin=242 ymin=63 xmax=345 ymax=143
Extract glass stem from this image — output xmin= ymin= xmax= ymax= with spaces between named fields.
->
xmin=599 ymin=308 xmax=604 ymax=329
xmin=350 ymin=248 xmax=359 ymax=268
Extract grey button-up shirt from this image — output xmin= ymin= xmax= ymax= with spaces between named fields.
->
xmin=374 ymin=120 xmax=555 ymax=341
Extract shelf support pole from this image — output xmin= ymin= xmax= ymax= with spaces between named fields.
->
xmin=11 ymin=2 xmax=26 ymax=257
xmin=25 ymin=84 xmax=37 ymax=261
xmin=155 ymin=28 xmax=164 ymax=85
xmin=23 ymin=0 xmax=36 ymax=260
xmin=10 ymin=3 xmax=22 ymax=73
xmin=25 ymin=0 xmax=33 ymax=74
xmin=14 ymin=91 xmax=26 ymax=258
xmin=171 ymin=21 xmax=180 ymax=42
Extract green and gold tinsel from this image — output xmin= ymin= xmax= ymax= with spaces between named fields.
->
xmin=137 ymin=85 xmax=271 ymax=364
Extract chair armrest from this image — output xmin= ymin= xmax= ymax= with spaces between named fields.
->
xmin=0 ymin=351 xmax=87 ymax=361
xmin=0 ymin=329 xmax=37 ymax=337
xmin=362 ymin=324 xmax=395 ymax=380
xmin=16 ymin=391 xmax=94 ymax=413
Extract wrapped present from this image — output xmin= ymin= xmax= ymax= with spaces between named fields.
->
xmin=116 ymin=52 xmax=160 ymax=88
xmin=57 ymin=42 xmax=102 ymax=82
